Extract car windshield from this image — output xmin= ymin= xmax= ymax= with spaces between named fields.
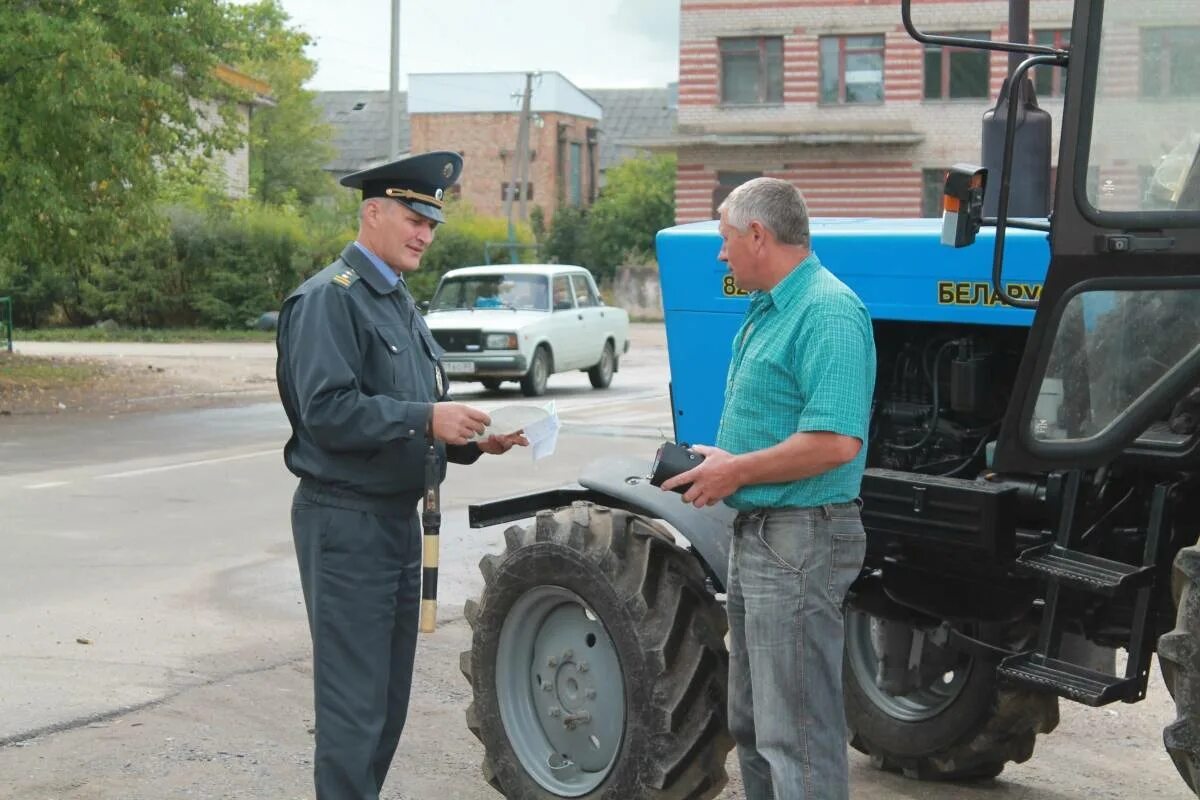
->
xmin=1085 ymin=1 xmax=1200 ymax=217
xmin=430 ymin=274 xmax=549 ymax=312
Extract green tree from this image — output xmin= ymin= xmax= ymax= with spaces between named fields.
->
xmin=228 ymin=0 xmax=335 ymax=206
xmin=0 ymin=0 xmax=248 ymax=325
xmin=582 ymin=153 xmax=676 ymax=280
xmin=540 ymin=205 xmax=590 ymax=267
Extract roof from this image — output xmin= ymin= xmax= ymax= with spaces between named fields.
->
xmin=313 ymin=90 xmax=409 ymax=175
xmin=585 ymin=86 xmax=677 ymax=174
xmin=314 ymin=83 xmax=677 ymax=178
xmin=409 ymin=72 xmax=600 ymax=119
xmin=443 ymin=264 xmax=589 ymax=278
xmin=214 ymin=64 xmax=275 ymax=107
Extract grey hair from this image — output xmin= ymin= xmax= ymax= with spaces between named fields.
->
xmin=718 ymin=177 xmax=810 ymax=247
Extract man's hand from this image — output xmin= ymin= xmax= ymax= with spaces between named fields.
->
xmin=478 ymin=430 xmax=529 ymax=455
xmin=660 ymin=445 xmax=742 ymax=507
xmin=431 ymin=403 xmax=490 ymax=446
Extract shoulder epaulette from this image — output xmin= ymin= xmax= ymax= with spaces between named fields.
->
xmin=331 ymin=267 xmax=360 ymax=288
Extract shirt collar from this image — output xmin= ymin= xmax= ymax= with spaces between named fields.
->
xmin=353 ymin=241 xmax=400 ymax=289
xmin=767 ymin=251 xmax=821 ymax=313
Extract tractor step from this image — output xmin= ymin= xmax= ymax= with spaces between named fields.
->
xmin=998 ymin=651 xmax=1140 ymax=706
xmin=1017 ymin=543 xmax=1153 ymax=596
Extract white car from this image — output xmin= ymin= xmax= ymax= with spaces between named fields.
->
xmin=423 ymin=264 xmax=631 ymax=396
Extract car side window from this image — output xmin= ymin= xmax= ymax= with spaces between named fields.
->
xmin=570 ymin=274 xmax=600 ymax=308
xmin=552 ymin=275 xmax=575 ymax=311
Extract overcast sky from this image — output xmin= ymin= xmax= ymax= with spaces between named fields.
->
xmin=268 ymin=0 xmax=680 ymax=91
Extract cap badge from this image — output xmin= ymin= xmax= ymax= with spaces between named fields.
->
xmin=442 ymin=162 xmax=453 ymax=179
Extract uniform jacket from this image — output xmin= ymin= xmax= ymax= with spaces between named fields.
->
xmin=276 ymin=243 xmax=480 ymax=506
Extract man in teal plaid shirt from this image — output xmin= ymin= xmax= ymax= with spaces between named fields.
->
xmin=662 ymin=177 xmax=876 ymax=800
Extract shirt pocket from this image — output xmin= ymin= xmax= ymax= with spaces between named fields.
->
xmin=373 ymin=324 xmax=418 ymax=397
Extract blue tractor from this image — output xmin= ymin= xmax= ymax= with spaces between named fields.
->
xmin=461 ymin=2 xmax=1200 ymax=797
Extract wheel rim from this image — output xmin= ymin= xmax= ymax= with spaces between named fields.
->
xmin=496 ymin=586 xmax=625 ymax=796
xmin=599 ymin=346 xmax=613 ymax=382
xmin=845 ymin=611 xmax=972 ymax=723
xmin=533 ymin=352 xmax=548 ymax=392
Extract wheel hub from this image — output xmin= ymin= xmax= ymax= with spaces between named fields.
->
xmin=497 ymin=586 xmax=626 ymax=795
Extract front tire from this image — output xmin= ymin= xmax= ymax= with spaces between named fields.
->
xmin=521 ymin=346 xmax=550 ymax=397
xmin=462 ymin=503 xmax=734 ymax=798
xmin=587 ymin=342 xmax=615 ymax=390
xmin=843 ymin=611 xmax=1059 ymax=779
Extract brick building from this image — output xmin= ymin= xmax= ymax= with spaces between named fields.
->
xmin=406 ymin=72 xmax=601 ymax=222
xmin=656 ymin=0 xmax=1081 ymax=223
xmin=315 ymin=83 xmax=676 ymax=220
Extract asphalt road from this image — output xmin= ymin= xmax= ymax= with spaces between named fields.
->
xmin=0 ymin=332 xmax=1191 ymax=799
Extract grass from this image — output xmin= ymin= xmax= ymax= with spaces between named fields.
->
xmin=13 ymin=327 xmax=277 ymax=343
xmin=0 ymin=353 xmax=103 ymax=386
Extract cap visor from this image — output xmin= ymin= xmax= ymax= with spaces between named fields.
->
xmin=396 ymin=198 xmax=446 ymax=224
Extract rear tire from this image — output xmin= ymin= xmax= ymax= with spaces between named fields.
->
xmin=843 ymin=611 xmax=1059 ymax=780
xmin=1159 ymin=537 xmax=1200 ymax=794
xmin=520 ymin=346 xmax=550 ymax=397
xmin=587 ymin=342 xmax=615 ymax=389
xmin=462 ymin=503 xmax=734 ymax=798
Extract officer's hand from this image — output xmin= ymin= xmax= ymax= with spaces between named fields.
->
xmin=479 ymin=430 xmax=529 ymax=455
xmin=431 ymin=403 xmax=490 ymax=446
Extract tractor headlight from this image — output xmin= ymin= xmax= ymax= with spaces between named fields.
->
xmin=484 ymin=332 xmax=518 ymax=350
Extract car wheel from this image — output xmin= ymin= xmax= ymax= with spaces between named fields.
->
xmin=587 ymin=341 xmax=615 ymax=390
xmin=520 ymin=346 xmax=550 ymax=397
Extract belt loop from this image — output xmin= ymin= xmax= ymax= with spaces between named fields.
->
xmin=821 ymin=504 xmax=832 ymax=520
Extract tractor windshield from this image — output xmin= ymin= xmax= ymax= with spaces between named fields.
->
xmin=1085 ymin=1 xmax=1200 ymax=215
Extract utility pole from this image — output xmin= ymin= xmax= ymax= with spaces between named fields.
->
xmin=504 ymin=72 xmax=534 ymax=261
xmin=388 ymin=0 xmax=402 ymax=159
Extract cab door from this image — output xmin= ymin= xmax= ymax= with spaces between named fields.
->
xmin=992 ymin=0 xmax=1200 ymax=473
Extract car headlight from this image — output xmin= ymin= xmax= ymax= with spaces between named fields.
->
xmin=484 ymin=332 xmax=518 ymax=350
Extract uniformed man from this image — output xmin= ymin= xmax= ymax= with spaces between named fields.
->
xmin=275 ymin=151 xmax=527 ymax=800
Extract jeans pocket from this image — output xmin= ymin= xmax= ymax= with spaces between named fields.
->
xmin=828 ymin=532 xmax=867 ymax=601
xmin=753 ymin=514 xmax=814 ymax=574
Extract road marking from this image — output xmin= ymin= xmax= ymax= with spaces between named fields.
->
xmin=24 ymin=481 xmax=70 ymax=490
xmin=97 ymin=449 xmax=278 ymax=480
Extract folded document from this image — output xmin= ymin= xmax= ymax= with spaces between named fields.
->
xmin=474 ymin=401 xmax=561 ymax=461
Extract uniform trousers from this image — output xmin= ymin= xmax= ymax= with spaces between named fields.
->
xmin=292 ymin=484 xmax=422 ymax=800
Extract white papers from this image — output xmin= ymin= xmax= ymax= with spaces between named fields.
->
xmin=475 ymin=401 xmax=561 ymax=461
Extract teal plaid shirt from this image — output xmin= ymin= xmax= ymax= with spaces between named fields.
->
xmin=715 ymin=252 xmax=876 ymax=510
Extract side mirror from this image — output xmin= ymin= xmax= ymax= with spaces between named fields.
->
xmin=419 ymin=300 xmax=430 ymax=314
xmin=941 ymin=164 xmax=988 ymax=248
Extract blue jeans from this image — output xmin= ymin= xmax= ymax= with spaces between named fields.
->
xmin=727 ymin=503 xmax=867 ymax=800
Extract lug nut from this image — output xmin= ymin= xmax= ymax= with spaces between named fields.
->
xmin=542 ymin=683 xmax=553 ymax=692
xmin=548 ymin=657 xmax=558 ymax=668
xmin=577 ymin=662 xmax=589 ymax=673
xmin=563 ymin=649 xmax=574 ymax=660
xmin=548 ymin=706 xmax=561 ymax=718
xmin=585 ymin=689 xmax=597 ymax=700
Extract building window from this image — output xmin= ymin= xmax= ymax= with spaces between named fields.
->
xmin=1034 ymin=29 xmax=1069 ymax=97
xmin=820 ymin=35 xmax=885 ymax=104
xmin=712 ymin=171 xmax=763 ymax=217
xmin=924 ymin=32 xmax=991 ymax=99
xmin=720 ymin=37 xmax=783 ymax=105
xmin=1142 ymin=27 xmax=1200 ymax=98
xmin=500 ymin=182 xmax=533 ymax=201
xmin=922 ymin=169 xmax=947 ymax=217
xmin=569 ymin=143 xmax=583 ymax=206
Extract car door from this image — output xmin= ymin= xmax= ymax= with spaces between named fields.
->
xmin=569 ymin=272 xmax=606 ymax=367
xmin=547 ymin=273 xmax=586 ymax=370
xmin=991 ymin=0 xmax=1200 ymax=474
